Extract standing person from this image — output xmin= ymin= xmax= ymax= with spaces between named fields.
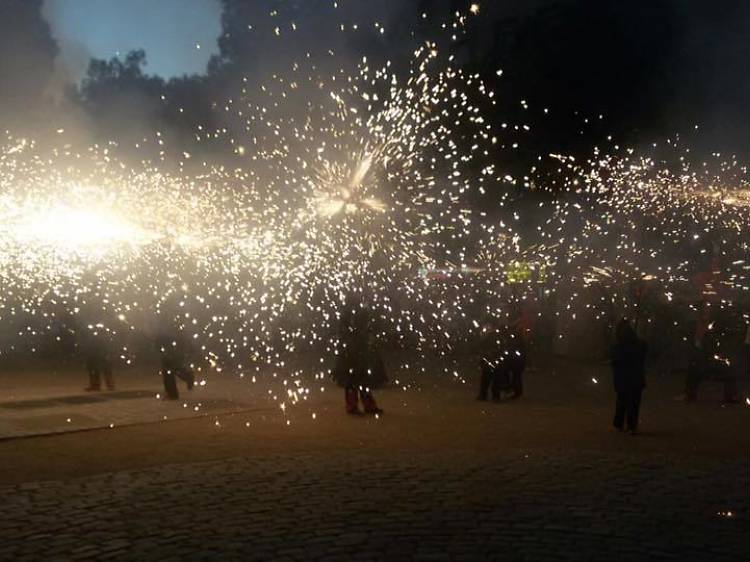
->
xmin=333 ymin=305 xmax=384 ymax=415
xmin=611 ymin=318 xmax=648 ymax=434
xmin=365 ymin=331 xmax=388 ymax=389
xmin=507 ymin=327 xmax=527 ymax=399
xmin=708 ymin=314 xmax=740 ymax=405
xmin=477 ymin=321 xmax=507 ymax=402
xmin=685 ymin=303 xmax=711 ymax=401
xmin=83 ymin=326 xmax=115 ymax=392
xmin=56 ymin=311 xmax=77 ymax=365
xmin=687 ymin=313 xmax=740 ymax=404
xmin=156 ymin=330 xmax=195 ymax=400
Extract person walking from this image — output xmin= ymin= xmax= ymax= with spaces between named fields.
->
xmin=611 ymin=318 xmax=647 ymax=434
xmin=156 ymin=331 xmax=195 ymax=400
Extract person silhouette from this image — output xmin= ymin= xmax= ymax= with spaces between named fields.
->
xmin=610 ymin=319 xmax=647 ymax=434
xmin=82 ymin=325 xmax=115 ymax=392
xmin=333 ymin=304 xmax=384 ymax=416
xmin=156 ymin=330 xmax=195 ymax=400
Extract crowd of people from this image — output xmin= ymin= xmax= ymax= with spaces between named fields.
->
xmin=328 ymin=298 xmax=749 ymax=437
xmin=82 ymin=328 xmax=196 ymax=401
xmin=74 ymin=296 xmax=748 ymax=432
xmin=608 ymin=307 xmax=750 ymax=434
xmin=476 ymin=320 xmax=527 ymax=403
xmin=684 ymin=304 xmax=746 ymax=405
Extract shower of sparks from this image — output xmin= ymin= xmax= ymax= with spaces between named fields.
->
xmin=1 ymin=5 xmax=749 ymax=412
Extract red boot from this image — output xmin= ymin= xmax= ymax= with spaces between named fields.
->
xmin=345 ymin=387 xmax=362 ymax=415
xmin=360 ymin=389 xmax=384 ymax=416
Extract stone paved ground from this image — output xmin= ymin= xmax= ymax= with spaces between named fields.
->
xmin=1 ymin=357 xmax=749 ymax=561
xmin=0 ymin=449 xmax=747 ymax=561
xmin=0 ymin=362 xmax=267 ymax=438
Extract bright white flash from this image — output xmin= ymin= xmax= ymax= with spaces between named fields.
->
xmin=316 ymin=154 xmax=386 ymax=217
xmin=15 ymin=205 xmax=150 ymax=250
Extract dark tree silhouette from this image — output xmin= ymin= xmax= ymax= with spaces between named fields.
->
xmin=75 ymin=50 xmax=220 ymax=162
xmin=77 ymin=50 xmax=167 ymax=145
xmin=210 ymin=0 xmax=421 ymax=79
xmin=1 ymin=0 xmax=746 ymax=158
xmin=0 ymin=0 xmax=58 ymax=128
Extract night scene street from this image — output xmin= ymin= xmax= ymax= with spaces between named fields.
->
xmin=1 ymin=1 xmax=750 ymax=561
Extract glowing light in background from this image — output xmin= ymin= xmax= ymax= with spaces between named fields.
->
xmin=14 ymin=204 xmax=152 ymax=250
xmin=0 ymin=3 xmax=748 ymax=416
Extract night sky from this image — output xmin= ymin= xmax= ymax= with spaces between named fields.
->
xmin=17 ymin=0 xmax=750 ymax=153
xmin=40 ymin=0 xmax=558 ymax=81
xmin=43 ymin=0 xmax=222 ymax=80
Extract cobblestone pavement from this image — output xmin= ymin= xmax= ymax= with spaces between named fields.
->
xmin=0 ymin=449 xmax=747 ymax=561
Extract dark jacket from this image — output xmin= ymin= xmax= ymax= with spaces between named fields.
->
xmin=478 ymin=325 xmax=504 ymax=363
xmin=82 ymin=329 xmax=111 ymax=370
xmin=332 ymin=308 xmax=387 ymax=388
xmin=507 ymin=333 xmax=527 ymax=373
xmin=157 ymin=333 xmax=191 ymax=372
xmin=611 ymin=337 xmax=647 ymax=393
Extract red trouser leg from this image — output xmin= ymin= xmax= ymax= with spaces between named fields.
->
xmin=345 ymin=386 xmax=361 ymax=414
xmin=360 ymin=389 xmax=383 ymax=415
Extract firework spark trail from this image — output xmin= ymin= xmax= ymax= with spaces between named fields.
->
xmin=0 ymin=5 xmax=749 ymax=412
xmin=538 ymin=144 xmax=750 ymax=351
xmin=0 ymin=7 xmax=535 ymax=402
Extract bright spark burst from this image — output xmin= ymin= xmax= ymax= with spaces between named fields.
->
xmin=0 ymin=5 xmax=748 ymax=414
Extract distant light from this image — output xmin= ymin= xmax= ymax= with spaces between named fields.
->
xmin=14 ymin=204 xmax=152 ymax=251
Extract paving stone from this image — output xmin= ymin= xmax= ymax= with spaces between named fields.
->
xmin=0 ymin=450 xmax=748 ymax=560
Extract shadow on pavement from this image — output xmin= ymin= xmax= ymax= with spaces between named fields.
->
xmin=0 ymin=389 xmax=154 ymax=410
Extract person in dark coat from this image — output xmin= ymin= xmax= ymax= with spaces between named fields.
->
xmin=506 ymin=327 xmax=527 ymax=399
xmin=687 ymin=313 xmax=740 ymax=404
xmin=82 ymin=326 xmax=115 ymax=392
xmin=611 ymin=318 xmax=647 ymax=433
xmin=685 ymin=343 xmax=704 ymax=402
xmin=333 ymin=306 xmax=384 ymax=415
xmin=709 ymin=315 xmax=741 ymax=404
xmin=685 ymin=305 xmax=711 ymax=401
xmin=364 ymin=332 xmax=389 ymax=388
xmin=477 ymin=321 xmax=508 ymax=402
xmin=156 ymin=331 xmax=195 ymax=400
